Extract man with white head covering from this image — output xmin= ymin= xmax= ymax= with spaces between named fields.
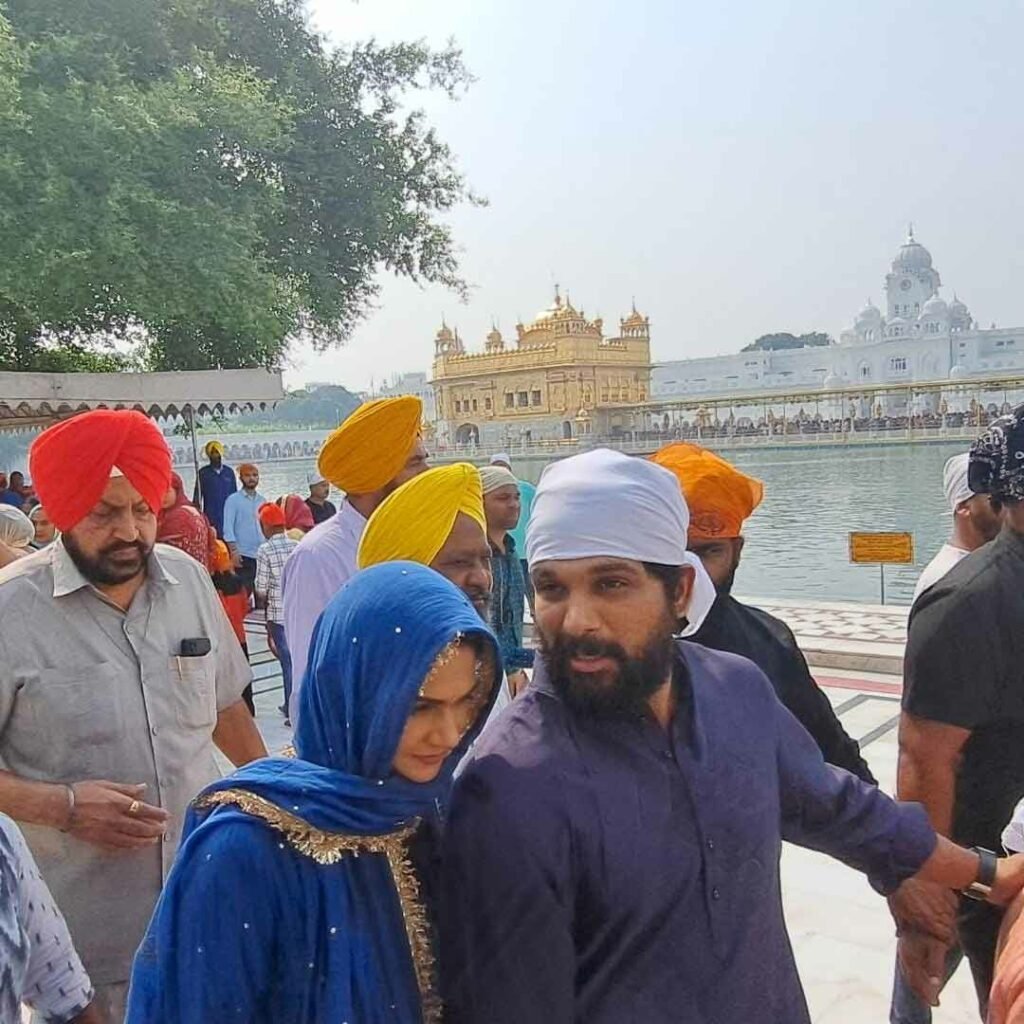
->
xmin=304 ymin=469 xmax=337 ymax=526
xmin=439 ymin=448 xmax=1024 ymax=1024
xmin=911 ymin=452 xmax=1001 ymax=603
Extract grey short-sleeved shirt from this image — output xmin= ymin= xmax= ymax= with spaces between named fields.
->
xmin=0 ymin=541 xmax=251 ymax=984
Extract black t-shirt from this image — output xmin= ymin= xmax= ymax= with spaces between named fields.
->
xmin=306 ymin=497 xmax=337 ymax=526
xmin=903 ymin=527 xmax=1024 ymax=849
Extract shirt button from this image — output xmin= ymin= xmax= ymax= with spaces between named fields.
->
xmin=711 ymin=887 xmax=721 ymax=901
xmin=706 ymin=838 xmax=715 ymax=851
xmin=661 ymin=750 xmax=673 ymax=760
xmin=150 ymin=726 xmax=158 ymax=737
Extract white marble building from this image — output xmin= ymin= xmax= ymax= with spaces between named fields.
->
xmin=653 ymin=229 xmax=1024 ymax=401
xmin=375 ymin=371 xmax=436 ymax=422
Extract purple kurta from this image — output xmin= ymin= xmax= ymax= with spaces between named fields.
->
xmin=440 ymin=641 xmax=936 ymax=1024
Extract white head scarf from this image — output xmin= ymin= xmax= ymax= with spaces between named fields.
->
xmin=525 ymin=448 xmax=717 ymax=635
xmin=942 ymin=452 xmax=973 ymax=513
xmin=489 ymin=453 xmax=512 ymax=469
xmin=0 ymin=506 xmax=35 ymax=548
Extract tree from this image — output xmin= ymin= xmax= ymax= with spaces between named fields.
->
xmin=742 ymin=331 xmax=834 ymax=352
xmin=0 ymin=0 xmax=479 ymax=371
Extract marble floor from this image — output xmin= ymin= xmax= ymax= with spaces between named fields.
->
xmin=245 ymin=622 xmax=982 ymax=1022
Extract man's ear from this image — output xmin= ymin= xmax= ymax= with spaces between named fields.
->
xmin=673 ymin=564 xmax=696 ymax=622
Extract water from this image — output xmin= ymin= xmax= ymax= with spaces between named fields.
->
xmin=175 ymin=440 xmax=965 ymax=607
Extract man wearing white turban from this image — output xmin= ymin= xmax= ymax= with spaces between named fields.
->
xmin=439 ymin=448 xmax=1024 ymax=1024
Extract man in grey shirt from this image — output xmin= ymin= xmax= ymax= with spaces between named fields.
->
xmin=0 ymin=410 xmax=267 ymax=1021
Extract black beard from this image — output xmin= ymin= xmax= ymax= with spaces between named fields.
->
xmin=539 ymin=617 xmax=677 ymax=721
xmin=716 ymin=567 xmax=737 ymax=597
xmin=63 ymin=533 xmax=151 ymax=585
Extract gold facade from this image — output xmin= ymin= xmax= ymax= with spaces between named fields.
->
xmin=431 ymin=288 xmax=652 ymax=445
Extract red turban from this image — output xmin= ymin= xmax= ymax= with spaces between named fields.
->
xmin=29 ymin=410 xmax=172 ymax=532
xmin=258 ymin=502 xmax=286 ymax=528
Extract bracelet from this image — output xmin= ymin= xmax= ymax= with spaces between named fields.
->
xmin=59 ymin=783 xmax=75 ymax=833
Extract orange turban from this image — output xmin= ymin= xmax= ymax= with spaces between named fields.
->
xmin=210 ymin=539 xmax=233 ymax=574
xmin=649 ymin=443 xmax=764 ymax=541
xmin=258 ymin=502 xmax=286 ymax=528
xmin=317 ymin=396 xmax=422 ymax=494
xmin=29 ymin=410 xmax=171 ymax=532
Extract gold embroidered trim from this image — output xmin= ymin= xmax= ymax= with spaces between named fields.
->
xmin=193 ymin=788 xmax=440 ymax=1023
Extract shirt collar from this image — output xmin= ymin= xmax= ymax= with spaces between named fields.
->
xmin=51 ymin=538 xmax=179 ymax=599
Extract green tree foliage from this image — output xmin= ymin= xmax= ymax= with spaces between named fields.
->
xmin=0 ymin=0 xmax=478 ymax=371
xmin=228 ymin=384 xmax=362 ymax=429
xmin=742 ymin=331 xmax=833 ymax=352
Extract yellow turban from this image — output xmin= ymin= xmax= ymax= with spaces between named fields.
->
xmin=358 ymin=463 xmax=485 ymax=569
xmin=204 ymin=440 xmax=225 ymax=458
xmin=317 ymin=396 xmax=422 ymax=494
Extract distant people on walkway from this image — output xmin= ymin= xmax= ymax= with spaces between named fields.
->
xmin=281 ymin=492 xmax=315 ymax=539
xmin=0 ymin=505 xmax=35 ymax=569
xmin=126 ymin=563 xmax=500 ymax=1024
xmin=491 ymin=453 xmax=536 ymax=613
xmin=440 ymin=447 xmax=1024 ymax=1024
xmin=210 ymin=539 xmax=255 ymax=717
xmin=358 ymin=462 xmax=511 ymax=715
xmin=282 ymin=396 xmax=428 ymax=720
xmin=255 ymin=502 xmax=297 ymax=724
xmin=0 ymin=471 xmax=23 ymax=507
xmin=0 ymin=812 xmax=100 ymax=1024
xmin=304 ymin=470 xmax=336 ymax=525
xmin=157 ymin=471 xmax=212 ymax=569
xmin=0 ymin=409 xmax=265 ymax=1022
xmin=650 ymin=442 xmax=875 ymax=783
xmin=481 ymin=465 xmax=533 ymax=696
xmin=895 ymin=405 xmax=1024 ymax=1019
xmin=222 ymin=462 xmax=266 ymax=593
xmin=28 ymin=503 xmax=56 ymax=549
xmin=196 ymin=440 xmax=236 ymax=538
xmin=912 ymin=452 xmax=1002 ymax=604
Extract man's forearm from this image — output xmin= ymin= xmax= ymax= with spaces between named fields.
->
xmin=213 ymin=700 xmax=267 ymax=766
xmin=916 ymin=834 xmax=983 ymax=891
xmin=898 ymin=749 xmax=957 ymax=837
xmin=0 ymin=769 xmax=71 ymax=829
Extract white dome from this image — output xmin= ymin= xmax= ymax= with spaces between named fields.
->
xmin=894 ymin=236 xmax=933 ymax=271
xmin=949 ymin=363 xmax=968 ymax=379
xmin=823 ymin=370 xmax=842 ymax=389
xmin=921 ymin=295 xmax=948 ymax=317
xmin=949 ymin=295 xmax=970 ymax=317
xmin=855 ymin=301 xmax=882 ymax=326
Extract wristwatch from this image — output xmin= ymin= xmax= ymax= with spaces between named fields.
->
xmin=962 ymin=846 xmax=998 ymax=902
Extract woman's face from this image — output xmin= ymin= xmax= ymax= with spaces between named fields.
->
xmin=161 ymin=485 xmax=177 ymax=511
xmin=392 ymin=644 xmax=490 ymax=783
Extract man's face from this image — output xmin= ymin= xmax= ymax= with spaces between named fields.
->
xmin=30 ymin=507 xmax=55 ymax=545
xmin=240 ymin=467 xmax=260 ymax=491
xmin=532 ymin=556 xmax=692 ymax=718
xmin=309 ymin=480 xmax=330 ymax=503
xmin=390 ymin=440 xmax=430 ymax=491
xmin=10 ymin=472 xmax=23 ymax=491
xmin=484 ymin=484 xmax=521 ymax=533
xmin=430 ymin=513 xmax=493 ymax=618
xmin=62 ymin=476 xmax=158 ymax=586
xmin=688 ymin=536 xmax=744 ymax=595
xmin=209 ymin=451 xmax=222 ymax=468
xmin=962 ymin=494 xmax=1003 ymax=544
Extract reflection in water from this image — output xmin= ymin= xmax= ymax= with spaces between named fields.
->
xmin=179 ymin=440 xmax=968 ymax=607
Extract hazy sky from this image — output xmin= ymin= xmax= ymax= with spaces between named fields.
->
xmin=291 ymin=0 xmax=1024 ymax=391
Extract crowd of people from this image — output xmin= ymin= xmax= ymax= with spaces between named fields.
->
xmin=2 ymin=397 xmax=1024 ymax=1023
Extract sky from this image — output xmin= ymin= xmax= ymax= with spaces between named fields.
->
xmin=290 ymin=0 xmax=1024 ymax=392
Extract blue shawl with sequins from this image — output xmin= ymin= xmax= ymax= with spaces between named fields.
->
xmin=126 ymin=562 xmax=500 ymax=1024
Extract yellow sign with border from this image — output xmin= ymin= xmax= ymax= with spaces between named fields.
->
xmin=848 ymin=532 xmax=914 ymax=565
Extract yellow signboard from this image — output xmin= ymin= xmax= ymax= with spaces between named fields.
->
xmin=848 ymin=532 xmax=914 ymax=565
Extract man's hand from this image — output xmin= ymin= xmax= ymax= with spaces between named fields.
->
xmin=888 ymin=877 xmax=957 ymax=943
xmin=67 ymin=781 xmax=168 ymax=851
xmin=266 ymin=624 xmax=279 ymax=659
xmin=897 ymin=930 xmax=949 ymax=1007
xmin=228 ymin=544 xmax=243 ymax=569
xmin=990 ymin=853 xmax=1024 ymax=907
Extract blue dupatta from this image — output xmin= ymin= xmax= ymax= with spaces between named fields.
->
xmin=126 ymin=562 xmax=500 ymax=1024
